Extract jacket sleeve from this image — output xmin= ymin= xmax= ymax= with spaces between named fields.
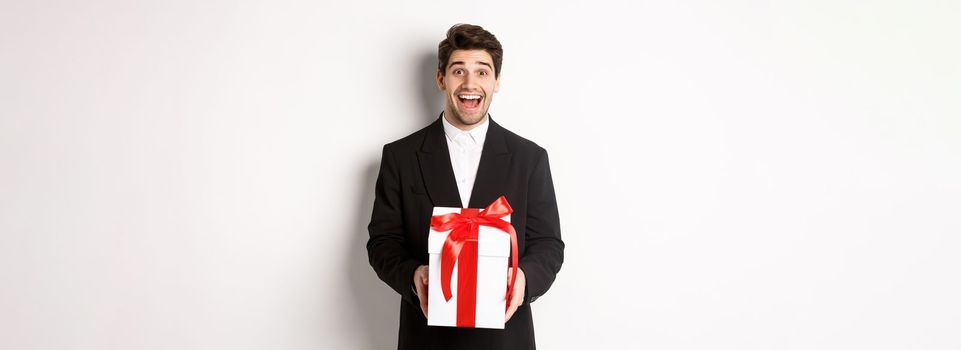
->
xmin=367 ymin=144 xmax=421 ymax=306
xmin=518 ymin=148 xmax=565 ymax=305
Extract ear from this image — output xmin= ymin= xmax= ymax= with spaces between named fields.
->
xmin=494 ymin=74 xmax=501 ymax=93
xmin=435 ymin=69 xmax=445 ymax=91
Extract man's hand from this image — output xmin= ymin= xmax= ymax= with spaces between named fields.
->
xmin=413 ymin=265 xmax=429 ymax=319
xmin=505 ymin=267 xmax=526 ymax=322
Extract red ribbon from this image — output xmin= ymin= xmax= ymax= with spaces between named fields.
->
xmin=430 ymin=196 xmax=519 ymax=327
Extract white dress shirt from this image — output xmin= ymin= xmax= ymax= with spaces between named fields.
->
xmin=413 ymin=113 xmax=490 ymax=295
xmin=441 ymin=112 xmax=489 ymax=208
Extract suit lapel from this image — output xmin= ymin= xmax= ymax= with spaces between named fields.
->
xmin=416 ymin=115 xmax=462 ymax=207
xmin=468 ymin=117 xmax=512 ymax=208
xmin=417 ymin=115 xmax=513 ymax=209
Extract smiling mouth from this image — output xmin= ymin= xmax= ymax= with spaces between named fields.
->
xmin=457 ymin=94 xmax=482 ymax=111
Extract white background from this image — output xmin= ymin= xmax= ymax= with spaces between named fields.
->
xmin=2 ymin=1 xmax=959 ymax=349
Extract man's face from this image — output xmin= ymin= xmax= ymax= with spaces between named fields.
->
xmin=436 ymin=49 xmax=500 ymax=128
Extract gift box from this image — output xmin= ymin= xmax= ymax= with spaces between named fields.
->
xmin=427 ymin=196 xmax=519 ymax=329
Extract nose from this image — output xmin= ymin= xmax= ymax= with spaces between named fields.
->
xmin=461 ymin=72 xmax=476 ymax=87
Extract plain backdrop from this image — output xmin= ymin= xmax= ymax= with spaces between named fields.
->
xmin=2 ymin=0 xmax=959 ymax=349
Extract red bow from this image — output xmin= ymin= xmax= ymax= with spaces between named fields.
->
xmin=430 ymin=196 xmax=519 ymax=306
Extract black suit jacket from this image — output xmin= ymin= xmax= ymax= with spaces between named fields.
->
xmin=367 ymin=116 xmax=564 ymax=350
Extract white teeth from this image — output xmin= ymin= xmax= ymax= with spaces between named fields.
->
xmin=458 ymin=95 xmax=481 ymax=100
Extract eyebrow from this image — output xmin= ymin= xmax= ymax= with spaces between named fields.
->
xmin=449 ymin=61 xmax=494 ymax=70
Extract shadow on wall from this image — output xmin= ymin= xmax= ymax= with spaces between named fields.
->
xmin=418 ymin=50 xmax=444 ymax=124
xmin=345 ymin=49 xmax=440 ymax=350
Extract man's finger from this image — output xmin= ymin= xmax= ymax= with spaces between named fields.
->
xmin=505 ymin=267 xmax=526 ymax=322
xmin=421 ymin=276 xmax=429 ymax=318
xmin=505 ymin=295 xmax=519 ymax=322
xmin=415 ymin=284 xmax=428 ymax=319
xmin=420 ymin=301 xmax=428 ymax=318
xmin=505 ymin=303 xmax=517 ymax=322
xmin=421 ymin=298 xmax=428 ymax=318
xmin=504 ymin=286 xmax=521 ymax=322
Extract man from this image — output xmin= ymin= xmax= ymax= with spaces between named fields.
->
xmin=367 ymin=24 xmax=564 ymax=350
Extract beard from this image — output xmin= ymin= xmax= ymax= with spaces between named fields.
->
xmin=446 ymin=97 xmax=489 ymax=127
xmin=449 ymin=108 xmax=486 ymax=126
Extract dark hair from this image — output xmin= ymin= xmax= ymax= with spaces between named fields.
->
xmin=438 ymin=24 xmax=503 ymax=78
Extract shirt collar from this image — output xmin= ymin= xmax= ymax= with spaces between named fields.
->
xmin=441 ymin=112 xmax=489 ymax=146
